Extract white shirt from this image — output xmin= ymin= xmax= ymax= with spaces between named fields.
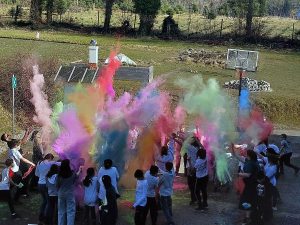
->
xmin=35 ymin=161 xmax=61 ymax=184
xmin=84 ymin=176 xmax=98 ymax=206
xmin=263 ymin=157 xmax=277 ymax=186
xmin=156 ymin=151 xmax=173 ymax=172
xmin=194 ymin=157 xmax=208 ymax=178
xmin=145 ymin=171 xmax=159 ymax=198
xmin=254 ymin=144 xmax=267 ymax=155
xmin=187 ymin=145 xmax=198 ymax=168
xmin=133 ymin=179 xmax=148 ymax=207
xmin=0 ymin=168 xmax=10 ymax=190
xmin=8 ymin=147 xmax=22 ymax=172
xmin=97 ymin=167 xmax=119 ymax=200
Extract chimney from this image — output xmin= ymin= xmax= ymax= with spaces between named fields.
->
xmin=88 ymin=39 xmax=98 ymax=69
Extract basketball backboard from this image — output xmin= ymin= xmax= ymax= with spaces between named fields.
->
xmin=226 ymin=49 xmax=259 ymax=72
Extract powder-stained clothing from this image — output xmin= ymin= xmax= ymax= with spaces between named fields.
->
xmin=133 ymin=179 xmax=148 ymax=208
xmin=8 ymin=147 xmax=22 ymax=172
xmin=187 ymin=145 xmax=198 ymax=168
xmin=145 ymin=171 xmax=159 ymax=198
xmin=0 ymin=168 xmax=10 ymax=190
xmin=84 ymin=176 xmax=98 ymax=207
xmin=35 ymin=161 xmax=61 ymax=184
xmin=97 ymin=167 xmax=119 ymax=200
xmin=159 ymin=170 xmax=174 ymax=197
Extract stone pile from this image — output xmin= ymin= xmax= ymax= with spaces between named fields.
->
xmin=224 ymin=77 xmax=272 ymax=92
xmin=178 ymin=48 xmax=226 ymax=68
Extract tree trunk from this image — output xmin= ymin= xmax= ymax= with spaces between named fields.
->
xmin=138 ymin=14 xmax=155 ymax=35
xmin=245 ymin=0 xmax=254 ymax=38
xmin=30 ymin=0 xmax=43 ymax=24
xmin=46 ymin=1 xmax=54 ymax=24
xmin=103 ymin=0 xmax=114 ymax=32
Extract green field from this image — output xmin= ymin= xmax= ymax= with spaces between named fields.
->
xmin=0 ymin=28 xmax=300 ymax=129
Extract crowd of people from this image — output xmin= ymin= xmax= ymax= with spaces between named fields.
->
xmin=0 ymin=127 xmax=299 ymax=225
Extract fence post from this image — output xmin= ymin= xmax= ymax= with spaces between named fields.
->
xmin=292 ymin=23 xmax=295 ymax=42
xmin=220 ymin=18 xmax=223 ymax=38
xmin=97 ymin=10 xmax=100 ymax=26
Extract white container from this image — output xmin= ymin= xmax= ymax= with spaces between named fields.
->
xmin=89 ymin=46 xmax=99 ymax=65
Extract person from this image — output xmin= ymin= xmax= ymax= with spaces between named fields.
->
xmin=158 ymin=162 xmax=175 ymax=225
xmin=232 ymin=147 xmax=260 ymax=225
xmin=133 ymin=169 xmax=148 ymax=225
xmin=145 ymin=166 xmax=159 ymax=225
xmin=175 ymin=128 xmax=185 ymax=175
xmin=35 ymin=153 xmax=61 ymax=223
xmin=254 ymin=140 xmax=267 ymax=156
xmin=46 ymin=164 xmax=59 ymax=225
xmin=279 ymin=134 xmax=299 ymax=175
xmin=252 ymin=171 xmax=273 ymax=225
xmin=7 ymin=139 xmax=35 ymax=202
xmin=0 ymin=158 xmax=19 ymax=218
xmin=194 ymin=148 xmax=209 ymax=211
xmin=186 ymin=137 xmax=199 ymax=205
xmin=83 ymin=168 xmax=98 ymax=225
xmin=56 ymin=159 xmax=82 ymax=225
xmin=31 ymin=130 xmax=44 ymax=165
xmin=1 ymin=128 xmax=32 ymax=149
xmin=99 ymin=175 xmax=118 ymax=225
xmin=97 ymin=159 xmax=120 ymax=204
xmin=156 ymin=146 xmax=173 ymax=173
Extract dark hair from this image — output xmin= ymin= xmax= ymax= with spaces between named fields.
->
xmin=5 ymin=158 xmax=13 ymax=167
xmin=134 ymin=169 xmax=144 ymax=179
xmin=1 ymin=134 xmax=7 ymax=142
xmin=161 ymin=146 xmax=168 ymax=156
xmin=257 ymin=170 xmax=265 ymax=180
xmin=191 ymin=137 xmax=200 ymax=148
xmin=197 ymin=149 xmax=206 ymax=160
xmin=46 ymin=164 xmax=59 ymax=178
xmin=171 ymin=133 xmax=176 ymax=138
xmin=58 ymin=159 xmax=73 ymax=178
xmin=165 ymin=162 xmax=173 ymax=172
xmin=83 ymin=168 xmax=95 ymax=187
xmin=281 ymin=134 xmax=287 ymax=139
xmin=44 ymin=153 xmax=54 ymax=161
xmin=104 ymin=159 xmax=112 ymax=169
xmin=150 ymin=165 xmax=159 ymax=176
xmin=30 ymin=130 xmax=39 ymax=141
xmin=9 ymin=139 xmax=20 ymax=149
xmin=102 ymin=175 xmax=112 ymax=189
xmin=247 ymin=150 xmax=257 ymax=162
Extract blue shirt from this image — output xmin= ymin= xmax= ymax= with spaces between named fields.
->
xmin=57 ymin=173 xmax=77 ymax=197
xmin=84 ymin=176 xmax=98 ymax=206
xmin=145 ymin=171 xmax=159 ymax=198
xmin=47 ymin=174 xmax=58 ymax=196
xmin=159 ymin=170 xmax=174 ymax=197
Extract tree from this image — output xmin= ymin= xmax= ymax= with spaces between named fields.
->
xmin=103 ymin=0 xmax=116 ymax=32
xmin=46 ymin=0 xmax=55 ymax=23
xmin=30 ymin=0 xmax=43 ymax=24
xmin=56 ymin=0 xmax=69 ymax=22
xmin=133 ymin=0 xmax=161 ymax=35
xmin=245 ymin=0 xmax=254 ymax=37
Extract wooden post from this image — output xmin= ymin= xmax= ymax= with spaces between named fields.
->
xmin=133 ymin=13 xmax=137 ymax=30
xmin=97 ymin=10 xmax=100 ymax=26
xmin=220 ymin=19 xmax=223 ymax=38
xmin=292 ymin=23 xmax=295 ymax=42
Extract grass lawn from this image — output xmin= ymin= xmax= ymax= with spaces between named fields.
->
xmin=0 ymin=28 xmax=299 ymax=128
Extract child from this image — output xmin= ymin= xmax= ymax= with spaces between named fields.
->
xmin=158 ymin=162 xmax=175 ymax=225
xmin=156 ymin=146 xmax=173 ymax=173
xmin=145 ymin=166 xmax=159 ymax=225
xmin=133 ymin=169 xmax=148 ymax=225
xmin=100 ymin=175 xmax=118 ymax=225
xmin=194 ymin=148 xmax=209 ymax=211
xmin=0 ymin=159 xmax=19 ymax=218
xmin=46 ymin=164 xmax=59 ymax=225
xmin=83 ymin=168 xmax=98 ymax=225
xmin=279 ymin=134 xmax=299 ymax=175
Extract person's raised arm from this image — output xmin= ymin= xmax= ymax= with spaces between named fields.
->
xmin=230 ymin=143 xmax=246 ymax=163
xmin=20 ymin=156 xmax=35 ymax=167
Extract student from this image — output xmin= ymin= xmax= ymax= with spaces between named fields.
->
xmin=133 ymin=169 xmax=148 ymax=225
xmin=1 ymin=128 xmax=32 ymax=149
xmin=46 ymin=164 xmax=59 ymax=225
xmin=56 ymin=159 xmax=82 ymax=225
xmin=194 ymin=148 xmax=209 ymax=211
xmin=100 ymin=175 xmax=118 ymax=225
xmin=156 ymin=146 xmax=174 ymax=173
xmin=145 ymin=166 xmax=159 ymax=225
xmin=0 ymin=159 xmax=19 ymax=218
xmin=35 ymin=153 xmax=61 ymax=222
xmin=97 ymin=159 xmax=120 ymax=203
xmin=158 ymin=162 xmax=175 ymax=225
xmin=83 ymin=168 xmax=98 ymax=225
xmin=279 ymin=134 xmax=299 ymax=175
xmin=175 ymin=127 xmax=185 ymax=175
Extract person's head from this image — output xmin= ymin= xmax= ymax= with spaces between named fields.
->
xmin=104 ymin=159 xmax=113 ymax=169
xmin=134 ymin=169 xmax=144 ymax=180
xmin=83 ymin=167 xmax=95 ymax=187
xmin=9 ymin=139 xmax=20 ymax=149
xmin=58 ymin=159 xmax=72 ymax=178
xmin=161 ymin=146 xmax=168 ymax=156
xmin=281 ymin=134 xmax=287 ymax=140
xmin=102 ymin=175 xmax=112 ymax=189
xmin=197 ymin=149 xmax=206 ymax=160
xmin=171 ymin=133 xmax=177 ymax=139
xmin=1 ymin=133 xmax=11 ymax=142
xmin=46 ymin=164 xmax=59 ymax=178
xmin=5 ymin=158 xmax=14 ymax=168
xmin=246 ymin=150 xmax=257 ymax=162
xmin=257 ymin=170 xmax=266 ymax=183
xmin=150 ymin=165 xmax=159 ymax=176
xmin=44 ymin=153 xmax=54 ymax=161
xmin=191 ymin=137 xmax=200 ymax=148
xmin=30 ymin=130 xmax=39 ymax=141
xmin=165 ymin=162 xmax=173 ymax=172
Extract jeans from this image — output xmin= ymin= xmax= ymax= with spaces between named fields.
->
xmin=280 ymin=152 xmax=299 ymax=173
xmin=145 ymin=197 xmax=158 ymax=225
xmin=187 ymin=174 xmax=196 ymax=202
xmin=134 ymin=205 xmax=147 ymax=225
xmin=46 ymin=196 xmax=58 ymax=225
xmin=58 ymin=195 xmax=76 ymax=225
xmin=0 ymin=190 xmax=15 ymax=214
xmin=84 ymin=205 xmax=96 ymax=224
xmin=160 ymin=196 xmax=174 ymax=224
xmin=38 ymin=184 xmax=48 ymax=220
xmin=195 ymin=175 xmax=209 ymax=208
